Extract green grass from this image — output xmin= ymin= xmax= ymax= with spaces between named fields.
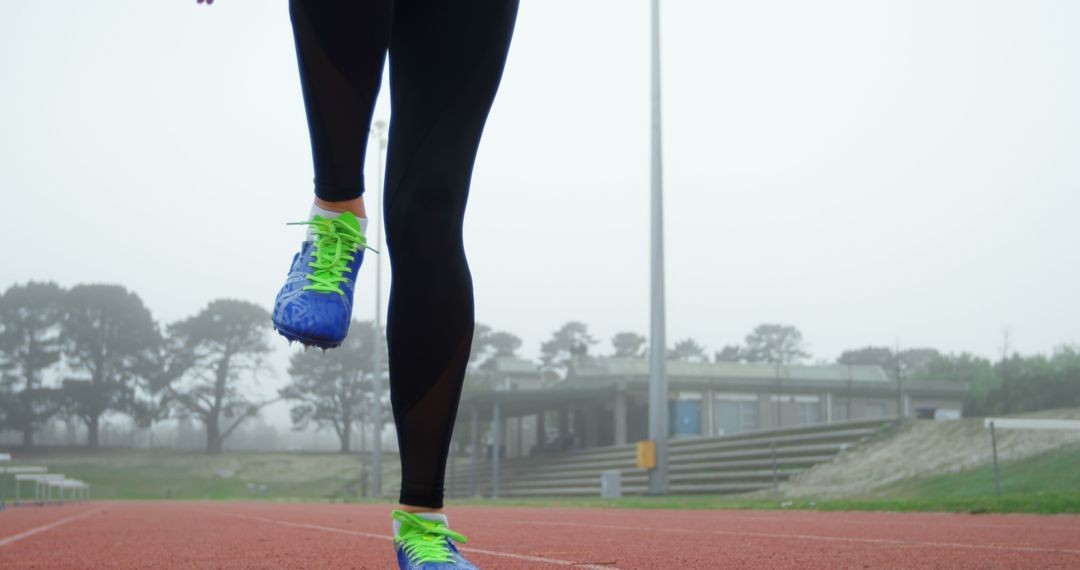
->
xmin=450 ymin=443 xmax=1080 ymax=515
xmin=1 ymin=448 xmax=399 ymax=502
xmin=4 ymin=444 xmax=1080 ymax=515
xmin=448 ymin=492 xmax=1080 ymax=515
xmin=879 ymin=442 xmax=1080 ymax=499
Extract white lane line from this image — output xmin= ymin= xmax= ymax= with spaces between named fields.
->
xmin=0 ymin=508 xmax=100 ymax=547
xmin=506 ymin=520 xmax=1080 ymax=557
xmin=219 ymin=511 xmax=618 ymax=569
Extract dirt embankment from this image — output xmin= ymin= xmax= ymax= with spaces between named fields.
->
xmin=777 ymin=408 xmax=1080 ymax=498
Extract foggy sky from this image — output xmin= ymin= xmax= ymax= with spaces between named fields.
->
xmin=3 ymin=0 xmax=1078 ymax=385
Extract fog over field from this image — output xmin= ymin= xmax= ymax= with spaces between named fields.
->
xmin=2 ymin=0 xmax=1078 ymax=430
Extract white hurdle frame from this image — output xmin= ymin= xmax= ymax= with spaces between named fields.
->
xmin=15 ymin=474 xmax=65 ymax=505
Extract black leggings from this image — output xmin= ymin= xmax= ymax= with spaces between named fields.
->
xmin=290 ymin=0 xmax=519 ymax=508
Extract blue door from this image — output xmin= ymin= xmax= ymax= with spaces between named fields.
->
xmin=670 ymin=400 xmax=702 ymax=436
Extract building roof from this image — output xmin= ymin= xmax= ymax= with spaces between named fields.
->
xmin=460 ymin=357 xmax=967 ymax=418
xmin=460 ymin=386 xmax=619 ymax=420
xmin=480 ymin=356 xmax=540 ymax=375
xmin=567 ymin=357 xmax=890 ymax=384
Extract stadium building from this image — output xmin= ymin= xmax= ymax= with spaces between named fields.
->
xmin=457 ymin=357 xmax=969 ymax=459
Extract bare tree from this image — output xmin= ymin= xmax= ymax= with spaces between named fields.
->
xmin=124 ymin=326 xmax=195 ymax=447
xmin=469 ymin=322 xmax=522 ymax=369
xmin=713 ymin=345 xmax=745 ymax=363
xmin=540 ymin=321 xmax=596 ymax=377
xmin=744 ymin=323 xmax=809 ymax=428
xmin=611 ymin=332 xmax=646 ymax=358
xmin=169 ymin=299 xmax=274 ymax=454
xmin=0 ymin=282 xmax=66 ymax=447
xmin=668 ymin=338 xmax=708 ymax=363
xmin=61 ymin=284 xmax=158 ymax=447
xmin=743 ymin=323 xmax=809 ymax=364
xmin=280 ymin=320 xmax=384 ymax=453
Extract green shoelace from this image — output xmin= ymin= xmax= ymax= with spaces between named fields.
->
xmin=392 ymin=510 xmax=468 ymax=565
xmin=287 ymin=215 xmax=378 ymax=295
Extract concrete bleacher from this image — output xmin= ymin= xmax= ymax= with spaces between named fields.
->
xmin=448 ymin=418 xmax=895 ymax=498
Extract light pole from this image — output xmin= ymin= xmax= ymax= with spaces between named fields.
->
xmin=647 ymin=0 xmax=670 ymax=496
xmin=370 ymin=119 xmax=388 ymax=497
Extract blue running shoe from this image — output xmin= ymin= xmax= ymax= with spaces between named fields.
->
xmin=393 ymin=510 xmax=478 ymax=570
xmin=271 ymin=211 xmax=372 ymax=349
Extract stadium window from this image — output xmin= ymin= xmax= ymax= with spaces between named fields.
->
xmin=798 ymin=402 xmax=821 ymax=425
xmin=865 ymin=403 xmax=887 ymax=418
xmin=713 ymin=398 xmax=758 ymax=436
xmin=740 ymin=402 xmax=758 ymax=431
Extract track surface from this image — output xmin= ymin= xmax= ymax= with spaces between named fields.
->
xmin=2 ymin=502 xmax=1080 ymax=568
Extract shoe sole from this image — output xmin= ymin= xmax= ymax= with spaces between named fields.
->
xmin=272 ymin=323 xmax=343 ymax=350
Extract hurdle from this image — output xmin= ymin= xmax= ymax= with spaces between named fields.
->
xmin=1 ymin=466 xmax=48 ymax=508
xmin=15 ymin=474 xmax=66 ymax=505
xmin=46 ymin=478 xmax=90 ymax=504
xmin=0 ymin=466 xmax=49 ymax=475
xmin=0 ymin=451 xmax=6 ymax=509
xmin=3 ymin=454 xmax=91 ymax=507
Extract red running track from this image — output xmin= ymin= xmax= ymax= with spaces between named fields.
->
xmin=1 ymin=501 xmax=1080 ymax=569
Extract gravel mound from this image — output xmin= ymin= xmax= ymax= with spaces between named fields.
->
xmin=775 ymin=407 xmax=1080 ymax=498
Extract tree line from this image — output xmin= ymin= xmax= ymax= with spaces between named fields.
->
xmin=5 ymin=281 xmax=1077 ymax=453
xmin=0 ymin=280 xmax=405 ymax=454
xmin=534 ymin=322 xmax=814 ymax=375
xmin=0 ymin=282 xmax=281 ymax=452
xmin=528 ymin=321 xmax=1080 ymax=416
xmin=297 ymin=320 xmax=1080 ymax=446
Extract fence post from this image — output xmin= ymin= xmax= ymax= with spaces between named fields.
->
xmin=990 ymin=420 xmax=1002 ymax=498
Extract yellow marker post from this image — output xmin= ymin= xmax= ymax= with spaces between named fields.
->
xmin=636 ymin=440 xmax=656 ymax=470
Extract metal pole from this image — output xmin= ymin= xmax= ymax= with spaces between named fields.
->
xmin=846 ymin=362 xmax=854 ymax=420
xmin=896 ymin=371 xmax=904 ymax=419
xmin=990 ymin=420 xmax=1002 ymax=497
xmin=492 ymin=401 xmax=502 ymax=499
xmin=775 ymin=365 xmax=783 ymax=428
xmin=895 ymin=340 xmax=904 ymax=418
xmin=771 ymin=441 xmax=779 ymax=489
xmin=370 ymin=120 xmax=388 ymax=498
xmin=646 ymin=0 xmax=670 ymax=497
